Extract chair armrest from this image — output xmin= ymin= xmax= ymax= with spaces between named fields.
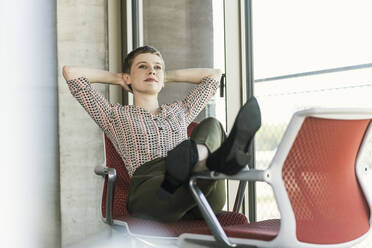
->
xmin=188 ymin=167 xmax=269 ymax=247
xmin=94 ymin=166 xmax=117 ymax=225
xmin=191 ymin=166 xmax=268 ymax=181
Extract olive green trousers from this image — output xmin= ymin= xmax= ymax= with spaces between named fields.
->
xmin=127 ymin=117 xmax=227 ymax=222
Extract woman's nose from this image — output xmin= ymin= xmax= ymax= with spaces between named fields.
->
xmin=148 ymin=68 xmax=156 ymax=75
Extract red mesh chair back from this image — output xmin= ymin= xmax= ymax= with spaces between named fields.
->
xmin=102 ymin=136 xmax=131 ymax=218
xmin=101 ymin=123 xmax=248 ymax=237
xmin=282 ymin=117 xmax=371 ymax=244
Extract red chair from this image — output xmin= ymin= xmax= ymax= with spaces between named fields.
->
xmin=179 ymin=108 xmax=372 ymax=247
xmin=94 ymin=123 xmax=248 ymax=246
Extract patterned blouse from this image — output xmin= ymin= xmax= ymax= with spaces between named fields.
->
xmin=67 ymin=76 xmax=219 ymax=176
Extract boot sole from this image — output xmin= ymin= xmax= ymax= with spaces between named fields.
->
xmin=225 ymin=97 xmax=261 ymax=173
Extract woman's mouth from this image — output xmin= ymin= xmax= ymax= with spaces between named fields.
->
xmin=145 ymin=78 xmax=157 ymax=82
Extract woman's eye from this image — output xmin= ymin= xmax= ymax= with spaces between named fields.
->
xmin=139 ymin=65 xmax=146 ymax=69
xmin=155 ymin=66 xmax=162 ymax=70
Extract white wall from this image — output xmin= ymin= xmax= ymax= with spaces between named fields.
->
xmin=0 ymin=0 xmax=60 ymax=247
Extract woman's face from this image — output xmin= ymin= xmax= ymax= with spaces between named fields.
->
xmin=127 ymin=53 xmax=165 ymax=95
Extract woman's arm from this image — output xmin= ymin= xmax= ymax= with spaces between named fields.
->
xmin=165 ymin=68 xmax=222 ymax=84
xmin=62 ymin=66 xmax=131 ymax=91
xmin=62 ymin=66 xmax=123 ymax=134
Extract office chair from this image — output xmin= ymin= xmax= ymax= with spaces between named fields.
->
xmin=95 ymin=122 xmax=249 ymax=247
xmin=179 ymin=108 xmax=372 ymax=248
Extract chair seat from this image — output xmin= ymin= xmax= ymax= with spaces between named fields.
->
xmin=223 ymin=219 xmax=280 ymax=241
xmin=117 ymin=211 xmax=248 ymax=237
xmin=187 ymin=219 xmax=280 ymax=241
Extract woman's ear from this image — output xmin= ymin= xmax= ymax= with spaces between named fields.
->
xmin=122 ymin=73 xmax=131 ymax=84
xmin=122 ymin=73 xmax=133 ymax=92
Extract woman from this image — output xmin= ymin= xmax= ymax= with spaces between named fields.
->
xmin=62 ymin=45 xmax=260 ymax=222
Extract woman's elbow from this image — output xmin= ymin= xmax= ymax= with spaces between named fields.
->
xmin=211 ymin=69 xmax=222 ymax=81
xmin=215 ymin=69 xmax=222 ymax=77
xmin=62 ymin=65 xmax=72 ymax=81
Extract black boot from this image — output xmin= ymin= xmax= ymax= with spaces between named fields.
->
xmin=206 ymin=97 xmax=261 ymax=175
xmin=158 ymin=139 xmax=198 ymax=199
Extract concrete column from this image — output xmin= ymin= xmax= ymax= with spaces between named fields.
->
xmin=0 ymin=1 xmax=60 ymax=247
xmin=57 ymin=0 xmax=110 ymax=246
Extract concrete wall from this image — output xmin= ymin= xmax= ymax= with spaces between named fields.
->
xmin=57 ymin=0 xmax=110 ymax=246
xmin=0 ymin=1 xmax=60 ymax=247
xmin=143 ymin=0 xmax=214 ymax=122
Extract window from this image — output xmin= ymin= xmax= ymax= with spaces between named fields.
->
xmin=252 ymin=1 xmax=372 ymax=246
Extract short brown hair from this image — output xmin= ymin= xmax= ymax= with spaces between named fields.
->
xmin=123 ymin=45 xmax=163 ymax=73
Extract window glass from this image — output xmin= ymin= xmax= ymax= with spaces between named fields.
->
xmin=253 ymin=2 xmax=372 ymax=243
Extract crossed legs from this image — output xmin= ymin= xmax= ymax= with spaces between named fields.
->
xmin=161 ymin=97 xmax=261 ymax=195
